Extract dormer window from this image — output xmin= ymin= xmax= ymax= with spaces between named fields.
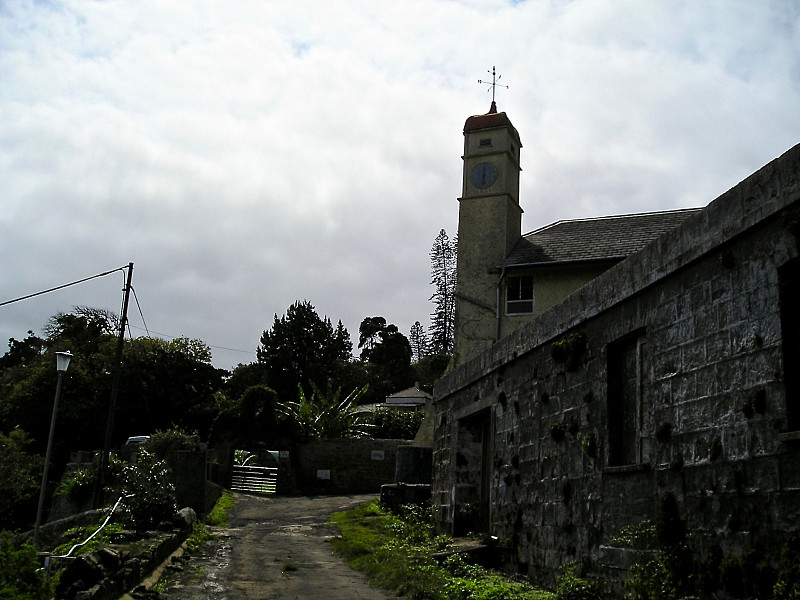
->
xmin=507 ymin=276 xmax=534 ymax=314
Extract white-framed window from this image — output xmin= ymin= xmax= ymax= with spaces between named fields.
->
xmin=506 ymin=276 xmax=534 ymax=314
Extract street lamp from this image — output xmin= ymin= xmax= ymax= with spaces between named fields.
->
xmin=33 ymin=351 xmax=72 ymax=546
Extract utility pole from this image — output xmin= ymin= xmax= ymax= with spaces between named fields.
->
xmin=93 ymin=262 xmax=133 ymax=508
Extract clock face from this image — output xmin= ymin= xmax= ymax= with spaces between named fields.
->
xmin=470 ymin=162 xmax=498 ymax=189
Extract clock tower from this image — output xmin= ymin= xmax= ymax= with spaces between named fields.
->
xmin=453 ymin=101 xmax=523 ymax=364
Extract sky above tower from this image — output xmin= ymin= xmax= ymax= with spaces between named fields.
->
xmin=2 ymin=0 xmax=799 ymax=370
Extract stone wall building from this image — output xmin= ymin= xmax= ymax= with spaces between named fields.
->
xmin=435 ymin=103 xmax=800 ymax=591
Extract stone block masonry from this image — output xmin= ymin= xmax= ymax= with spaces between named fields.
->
xmin=294 ymin=438 xmax=413 ymax=494
xmin=433 ymin=143 xmax=800 ymax=590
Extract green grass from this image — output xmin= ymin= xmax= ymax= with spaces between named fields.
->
xmin=184 ymin=490 xmax=235 ymax=553
xmin=329 ymin=500 xmax=555 ymax=600
xmin=204 ymin=490 xmax=235 ymax=527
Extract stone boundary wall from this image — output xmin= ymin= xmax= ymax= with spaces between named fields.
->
xmin=433 ymin=143 xmax=800 ymax=589
xmin=293 ymin=438 xmax=413 ymax=494
xmin=54 ymin=509 xmax=195 ymax=600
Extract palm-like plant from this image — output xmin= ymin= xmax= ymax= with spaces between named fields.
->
xmin=279 ymin=381 xmax=372 ymax=440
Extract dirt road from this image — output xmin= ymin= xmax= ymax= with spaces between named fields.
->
xmin=156 ymin=493 xmax=397 ymax=600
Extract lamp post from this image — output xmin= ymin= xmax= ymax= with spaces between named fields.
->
xmin=33 ymin=350 xmax=72 ymax=546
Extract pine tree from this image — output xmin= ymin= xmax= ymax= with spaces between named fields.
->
xmin=409 ymin=321 xmax=428 ymax=364
xmin=429 ymin=229 xmax=456 ymax=355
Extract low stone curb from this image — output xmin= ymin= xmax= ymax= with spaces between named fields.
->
xmin=55 ymin=508 xmax=196 ymax=600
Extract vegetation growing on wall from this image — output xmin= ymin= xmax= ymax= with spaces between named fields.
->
xmin=580 ymin=433 xmax=597 ymax=458
xmin=550 ymin=333 xmax=587 ymax=371
xmin=613 ymin=493 xmax=800 ymax=599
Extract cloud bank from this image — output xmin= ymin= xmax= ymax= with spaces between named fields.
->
xmin=2 ymin=0 xmax=798 ymax=369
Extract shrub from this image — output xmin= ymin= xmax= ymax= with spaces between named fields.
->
xmin=107 ymin=451 xmax=176 ymax=531
xmin=279 ymin=381 xmax=373 ymax=440
xmin=55 ymin=467 xmax=96 ymax=506
xmin=0 ymin=531 xmax=55 ymax=600
xmin=145 ymin=427 xmax=200 ymax=460
xmin=555 ymin=563 xmax=603 ymax=600
xmin=369 ymin=408 xmax=425 ymax=439
xmin=0 ymin=430 xmax=43 ymax=531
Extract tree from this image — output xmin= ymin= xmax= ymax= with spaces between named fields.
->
xmin=0 ymin=331 xmax=44 ymax=370
xmin=257 ymin=301 xmax=352 ymax=403
xmin=429 ymin=229 xmax=456 ymax=355
xmin=357 ymin=317 xmax=414 ymax=400
xmin=409 ymin=321 xmax=428 ymax=364
xmin=0 ymin=309 xmax=226 ymax=481
xmin=116 ymin=336 xmax=225 ymax=440
xmin=412 ymin=353 xmax=451 ymax=391
xmin=224 ymin=362 xmax=270 ymax=406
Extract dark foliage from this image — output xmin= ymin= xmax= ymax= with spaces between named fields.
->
xmin=368 ymin=409 xmax=425 ymax=439
xmin=257 ymin=301 xmax=352 ymax=403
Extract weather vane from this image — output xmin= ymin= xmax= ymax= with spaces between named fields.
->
xmin=478 ymin=66 xmax=508 ymax=104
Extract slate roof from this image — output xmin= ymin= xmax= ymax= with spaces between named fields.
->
xmin=385 ymin=384 xmax=432 ymax=405
xmin=502 ymin=208 xmax=702 ymax=268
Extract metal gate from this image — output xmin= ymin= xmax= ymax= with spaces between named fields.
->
xmin=231 ymin=465 xmax=277 ymax=494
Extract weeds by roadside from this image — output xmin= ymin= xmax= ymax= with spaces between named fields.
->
xmin=151 ymin=490 xmax=236 ymax=593
xmin=329 ymin=500 xmax=555 ymax=600
xmin=204 ymin=490 xmax=234 ymax=527
xmin=183 ymin=489 xmax=235 ymax=553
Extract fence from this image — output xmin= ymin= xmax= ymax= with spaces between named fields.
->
xmin=230 ymin=465 xmax=277 ymax=495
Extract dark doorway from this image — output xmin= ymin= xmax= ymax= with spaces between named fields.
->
xmin=454 ymin=410 xmax=492 ymax=535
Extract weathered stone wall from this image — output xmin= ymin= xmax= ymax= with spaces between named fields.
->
xmin=433 ymin=143 xmax=800 ymax=589
xmin=165 ymin=450 xmax=207 ymax=514
xmin=293 ymin=439 xmax=413 ymax=494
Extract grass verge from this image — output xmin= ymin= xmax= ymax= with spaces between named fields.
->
xmin=204 ymin=490 xmax=235 ymax=527
xmin=329 ymin=500 xmax=555 ymax=600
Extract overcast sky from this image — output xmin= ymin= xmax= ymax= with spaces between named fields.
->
xmin=2 ymin=0 xmax=799 ymax=371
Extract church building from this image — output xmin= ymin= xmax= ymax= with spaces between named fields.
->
xmin=434 ymin=102 xmax=800 ymax=594
xmin=455 ymin=102 xmax=700 ymax=366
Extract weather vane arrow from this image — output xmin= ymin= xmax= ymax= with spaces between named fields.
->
xmin=478 ymin=65 xmax=508 ymax=104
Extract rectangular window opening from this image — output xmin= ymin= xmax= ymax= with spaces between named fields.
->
xmin=479 ymin=138 xmax=492 ymax=147
xmin=608 ymin=331 xmax=649 ymax=467
xmin=506 ymin=276 xmax=534 ymax=314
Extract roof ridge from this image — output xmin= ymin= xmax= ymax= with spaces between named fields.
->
xmin=523 ymin=207 xmax=702 ymax=237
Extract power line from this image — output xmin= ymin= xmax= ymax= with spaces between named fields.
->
xmin=126 ymin=323 xmax=255 ymax=355
xmin=0 ymin=264 xmax=255 ymax=359
xmin=130 ymin=286 xmax=150 ymax=337
xmin=0 ymin=265 xmax=130 ymax=307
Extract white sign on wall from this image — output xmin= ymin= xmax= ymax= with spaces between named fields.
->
xmin=371 ymin=450 xmax=385 ymax=461
xmin=317 ymin=469 xmax=331 ymax=480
